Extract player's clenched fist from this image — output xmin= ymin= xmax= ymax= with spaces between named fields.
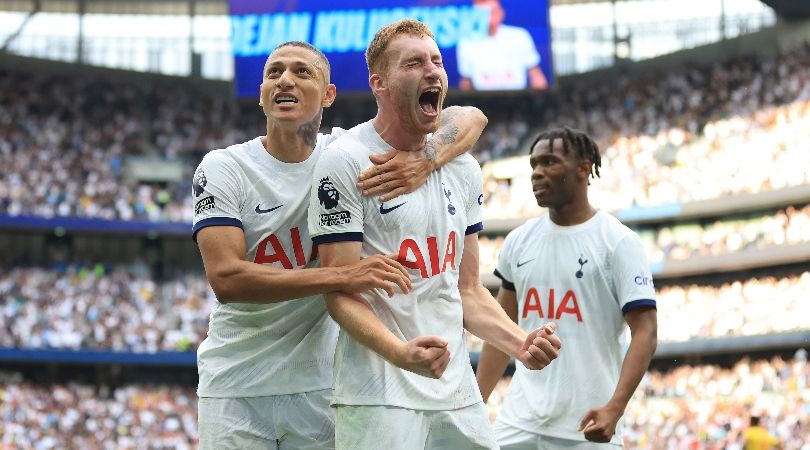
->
xmin=517 ymin=322 xmax=562 ymax=370
xmin=391 ymin=336 xmax=451 ymax=379
xmin=338 ymin=254 xmax=412 ymax=297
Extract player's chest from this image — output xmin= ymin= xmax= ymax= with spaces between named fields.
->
xmin=240 ymin=176 xmax=314 ymax=263
xmin=512 ymin=236 xmax=609 ymax=288
xmin=368 ymin=175 xmax=468 ymax=235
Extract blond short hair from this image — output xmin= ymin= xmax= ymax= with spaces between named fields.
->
xmin=365 ymin=19 xmax=435 ymax=76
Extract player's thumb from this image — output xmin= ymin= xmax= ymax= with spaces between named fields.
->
xmin=543 ymin=321 xmax=557 ymax=334
xmin=369 ymin=150 xmax=396 ymax=165
xmin=414 ymin=335 xmax=448 ymax=349
xmin=578 ymin=410 xmax=596 ymax=431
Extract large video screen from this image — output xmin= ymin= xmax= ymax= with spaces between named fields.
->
xmin=229 ymin=0 xmax=552 ymax=97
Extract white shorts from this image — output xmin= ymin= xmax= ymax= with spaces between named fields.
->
xmin=198 ymin=389 xmax=335 ymax=450
xmin=493 ymin=420 xmax=622 ymax=450
xmin=335 ymin=402 xmax=498 ymax=450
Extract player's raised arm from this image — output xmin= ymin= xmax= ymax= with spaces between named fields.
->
xmin=357 ymin=105 xmax=487 ymax=201
xmin=319 ymin=242 xmax=450 ymax=379
xmin=458 ymin=232 xmax=562 ymax=370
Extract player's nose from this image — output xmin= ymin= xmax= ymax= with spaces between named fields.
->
xmin=424 ymin=63 xmax=441 ymax=81
xmin=277 ymin=69 xmax=295 ymax=88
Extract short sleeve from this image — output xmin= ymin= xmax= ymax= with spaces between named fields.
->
xmin=463 ymin=157 xmax=484 ymax=236
xmin=191 ymin=151 xmax=244 ymax=241
xmin=494 ymin=229 xmax=518 ymax=291
xmin=308 ymin=148 xmax=364 ymax=244
xmin=612 ymin=234 xmax=657 ymax=314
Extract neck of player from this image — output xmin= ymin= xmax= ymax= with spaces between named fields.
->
xmin=371 ymin=113 xmax=427 ymax=152
xmin=263 ymin=116 xmax=321 ymax=163
xmin=548 ymin=194 xmax=597 ymax=227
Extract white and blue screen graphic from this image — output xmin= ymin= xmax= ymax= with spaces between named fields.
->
xmin=229 ymin=0 xmax=552 ymax=96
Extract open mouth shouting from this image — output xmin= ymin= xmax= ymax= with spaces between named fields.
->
xmin=418 ymin=86 xmax=442 ymax=116
xmin=274 ymin=94 xmax=299 ymax=106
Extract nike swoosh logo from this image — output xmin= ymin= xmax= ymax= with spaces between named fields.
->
xmin=255 ymin=204 xmax=284 ymax=214
xmin=517 ymin=258 xmax=535 ymax=268
xmin=379 ymin=202 xmax=407 ymax=215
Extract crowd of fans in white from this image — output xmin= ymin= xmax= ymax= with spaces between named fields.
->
xmin=3 ymin=46 xmax=810 ymax=222
xmin=0 ymin=371 xmax=197 ymax=450
xmin=2 ymin=354 xmax=806 ymax=449
xmin=0 ymin=265 xmax=211 ymax=352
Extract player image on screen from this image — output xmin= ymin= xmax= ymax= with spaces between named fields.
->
xmin=476 ymin=128 xmax=659 ymax=449
xmin=308 ymin=19 xmax=562 ymax=450
xmin=456 ymin=0 xmax=548 ymax=91
xmin=191 ymin=40 xmax=488 ymax=449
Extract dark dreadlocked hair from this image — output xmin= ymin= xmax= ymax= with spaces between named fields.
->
xmin=529 ymin=127 xmax=601 ymax=181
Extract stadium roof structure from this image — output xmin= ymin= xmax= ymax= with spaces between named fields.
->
xmin=12 ymin=0 xmax=782 ymax=16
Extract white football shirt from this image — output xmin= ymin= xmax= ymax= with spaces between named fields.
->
xmin=307 ymin=120 xmax=484 ymax=410
xmin=456 ymin=25 xmax=541 ymax=90
xmin=192 ymin=130 xmax=344 ymax=398
xmin=493 ymin=210 xmax=656 ymax=444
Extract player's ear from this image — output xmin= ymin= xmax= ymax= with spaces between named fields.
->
xmin=577 ymin=160 xmax=592 ymax=181
xmin=322 ymin=83 xmax=337 ymax=108
xmin=369 ymin=73 xmax=385 ymax=95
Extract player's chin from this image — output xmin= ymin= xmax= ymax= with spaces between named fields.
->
xmin=413 ymin=111 xmax=440 ymax=134
xmin=535 ymin=196 xmax=552 ymax=208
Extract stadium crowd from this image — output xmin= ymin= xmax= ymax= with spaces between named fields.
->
xmin=478 ymin=45 xmax=810 ymax=218
xmin=3 ymin=262 xmax=807 ymax=353
xmin=4 ymin=45 xmax=810 ymax=222
xmin=0 ymin=371 xmax=197 ymax=450
xmin=0 ymin=265 xmax=211 ymax=352
xmin=2 ymin=355 xmax=806 ymax=449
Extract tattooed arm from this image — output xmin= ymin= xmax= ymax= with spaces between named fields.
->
xmin=357 ymin=106 xmax=487 ymax=201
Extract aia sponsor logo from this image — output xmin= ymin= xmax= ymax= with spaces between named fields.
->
xmin=253 ymin=227 xmax=317 ymax=269
xmin=397 ymin=231 xmax=458 ymax=279
xmin=522 ymin=287 xmax=583 ymax=322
